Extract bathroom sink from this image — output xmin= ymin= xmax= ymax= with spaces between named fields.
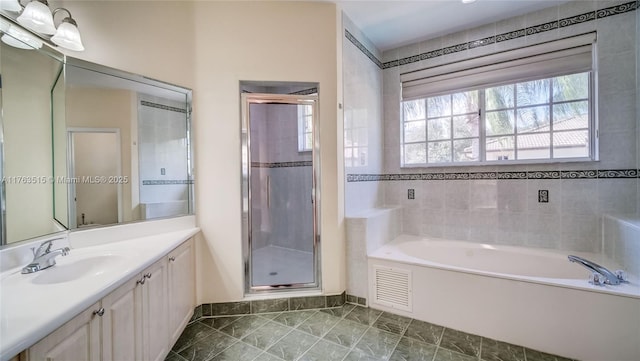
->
xmin=31 ymin=254 xmax=126 ymax=285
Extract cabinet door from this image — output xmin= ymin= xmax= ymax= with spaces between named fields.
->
xmin=142 ymin=258 xmax=169 ymax=361
xmin=101 ymin=276 xmax=143 ymax=361
xmin=28 ymin=302 xmax=101 ymax=361
xmin=168 ymin=238 xmax=195 ymax=344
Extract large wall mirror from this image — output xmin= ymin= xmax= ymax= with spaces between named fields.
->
xmin=0 ymin=18 xmax=65 ymax=244
xmin=0 ymin=16 xmax=193 ymax=246
xmin=55 ymin=59 xmax=193 ymax=230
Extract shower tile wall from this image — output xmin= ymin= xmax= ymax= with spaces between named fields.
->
xmin=343 ymin=15 xmax=385 ymax=300
xmin=249 ymin=103 xmax=313 ymax=253
xmin=138 ymin=94 xmax=190 ymax=218
xmin=370 ymin=0 xmax=638 ymax=253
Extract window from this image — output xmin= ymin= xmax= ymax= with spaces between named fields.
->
xmin=297 ymin=104 xmax=313 ymax=152
xmin=402 ymin=72 xmax=592 ymax=166
xmin=399 ymin=33 xmax=596 ymax=166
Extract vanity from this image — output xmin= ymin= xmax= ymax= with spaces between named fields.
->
xmin=0 ymin=221 xmax=198 ymax=361
xmin=0 ymin=10 xmax=197 ymax=361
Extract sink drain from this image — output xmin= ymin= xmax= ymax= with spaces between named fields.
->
xmin=269 ymin=272 xmax=278 ymax=276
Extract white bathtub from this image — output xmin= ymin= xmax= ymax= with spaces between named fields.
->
xmin=368 ymin=235 xmax=640 ymax=361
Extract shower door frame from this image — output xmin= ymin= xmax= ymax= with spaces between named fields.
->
xmin=241 ymin=93 xmax=321 ymax=294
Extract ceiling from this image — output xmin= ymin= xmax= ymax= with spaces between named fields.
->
xmin=335 ymin=0 xmax=568 ymax=51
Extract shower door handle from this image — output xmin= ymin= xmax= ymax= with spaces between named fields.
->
xmin=266 ymin=175 xmax=271 ymax=209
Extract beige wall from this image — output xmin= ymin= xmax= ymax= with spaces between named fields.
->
xmin=192 ymin=1 xmax=343 ymax=301
xmin=72 ymin=132 xmax=119 ymax=226
xmin=66 ymin=88 xmax=137 ymax=222
xmin=57 ymin=1 xmax=345 ymax=302
xmin=53 ymin=1 xmax=195 ymax=89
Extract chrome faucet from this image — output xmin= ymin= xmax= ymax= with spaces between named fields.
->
xmin=21 ymin=238 xmax=70 ymax=274
xmin=568 ymin=255 xmax=626 ymax=286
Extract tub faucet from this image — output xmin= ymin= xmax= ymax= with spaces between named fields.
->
xmin=21 ymin=238 xmax=70 ymax=274
xmin=568 ymin=255 xmax=626 ymax=285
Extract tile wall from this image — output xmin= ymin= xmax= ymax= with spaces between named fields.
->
xmin=346 ymin=0 xmax=639 ymax=253
xmin=343 ymin=15 xmax=384 ymax=216
xmin=342 ymin=14 xmax=385 ymax=300
xmin=138 ymin=94 xmax=190 ymax=206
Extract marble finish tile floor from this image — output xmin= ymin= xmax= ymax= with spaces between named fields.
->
xmin=166 ymin=304 xmax=575 ymax=361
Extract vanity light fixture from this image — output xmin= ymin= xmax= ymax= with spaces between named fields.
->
xmin=0 ymin=16 xmax=42 ymax=49
xmin=3 ymin=0 xmax=84 ymax=51
xmin=50 ymin=8 xmax=84 ymax=51
xmin=461 ymin=0 xmax=477 ymax=3
xmin=0 ymin=0 xmax=22 ymax=13
xmin=16 ymin=0 xmax=55 ymax=35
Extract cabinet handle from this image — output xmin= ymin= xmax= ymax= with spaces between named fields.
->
xmin=93 ymin=308 xmax=105 ymax=317
xmin=144 ymin=273 xmax=152 ymax=279
xmin=169 ymin=256 xmax=176 ymax=262
xmin=136 ymin=277 xmax=146 ymax=285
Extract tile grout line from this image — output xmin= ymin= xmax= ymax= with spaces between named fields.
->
xmin=203 ymin=313 xmax=278 ymax=361
xmin=339 ymin=308 xmax=384 ymax=361
xmin=263 ymin=309 xmax=320 ymax=360
xmin=386 ymin=320 xmax=407 ymax=361
xmin=203 ymin=315 xmax=269 ymax=361
xmin=429 ymin=326 xmax=448 ymax=361
xmin=257 ymin=320 xmax=298 ymax=361
xmin=293 ymin=307 xmax=355 ymax=359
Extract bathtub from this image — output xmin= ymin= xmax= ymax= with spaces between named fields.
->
xmin=368 ymin=235 xmax=640 ymax=361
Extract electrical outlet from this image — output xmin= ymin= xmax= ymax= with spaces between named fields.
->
xmin=408 ymin=189 xmax=415 ymax=200
xmin=538 ymin=189 xmax=549 ymax=203
xmin=161 ymin=168 xmax=166 ymax=175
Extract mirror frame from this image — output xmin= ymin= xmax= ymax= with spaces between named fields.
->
xmin=60 ymin=57 xmax=195 ymax=232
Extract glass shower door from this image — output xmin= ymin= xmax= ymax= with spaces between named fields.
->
xmin=242 ymin=94 xmax=319 ymax=292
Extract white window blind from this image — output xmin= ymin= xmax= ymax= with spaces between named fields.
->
xmin=401 ymin=33 xmax=596 ymax=101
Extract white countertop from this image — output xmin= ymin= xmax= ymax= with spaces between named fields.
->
xmin=0 ymin=227 xmax=199 ymax=361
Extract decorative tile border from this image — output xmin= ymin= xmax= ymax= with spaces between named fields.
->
xmin=290 ymin=87 xmax=318 ymax=95
xmin=251 ymin=161 xmax=312 ymax=168
xmin=140 ymin=100 xmax=187 ymax=114
xmin=344 ymin=1 xmax=637 ymax=70
xmin=346 ymin=168 xmax=639 ymax=182
xmin=142 ymin=179 xmax=193 ymax=185
xmin=383 ymin=1 xmax=637 ymax=69
xmin=242 ymin=87 xmax=318 ymax=95
xmin=345 ymin=29 xmax=383 ymax=69
xmin=189 ymin=292 xmax=347 ymax=322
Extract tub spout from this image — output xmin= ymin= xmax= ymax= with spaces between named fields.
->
xmin=568 ymin=255 xmax=621 ymax=285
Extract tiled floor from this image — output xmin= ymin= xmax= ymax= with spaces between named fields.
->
xmin=166 ymin=304 xmax=574 ymax=361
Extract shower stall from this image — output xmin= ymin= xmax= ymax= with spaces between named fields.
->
xmin=241 ymin=90 xmax=320 ymax=293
